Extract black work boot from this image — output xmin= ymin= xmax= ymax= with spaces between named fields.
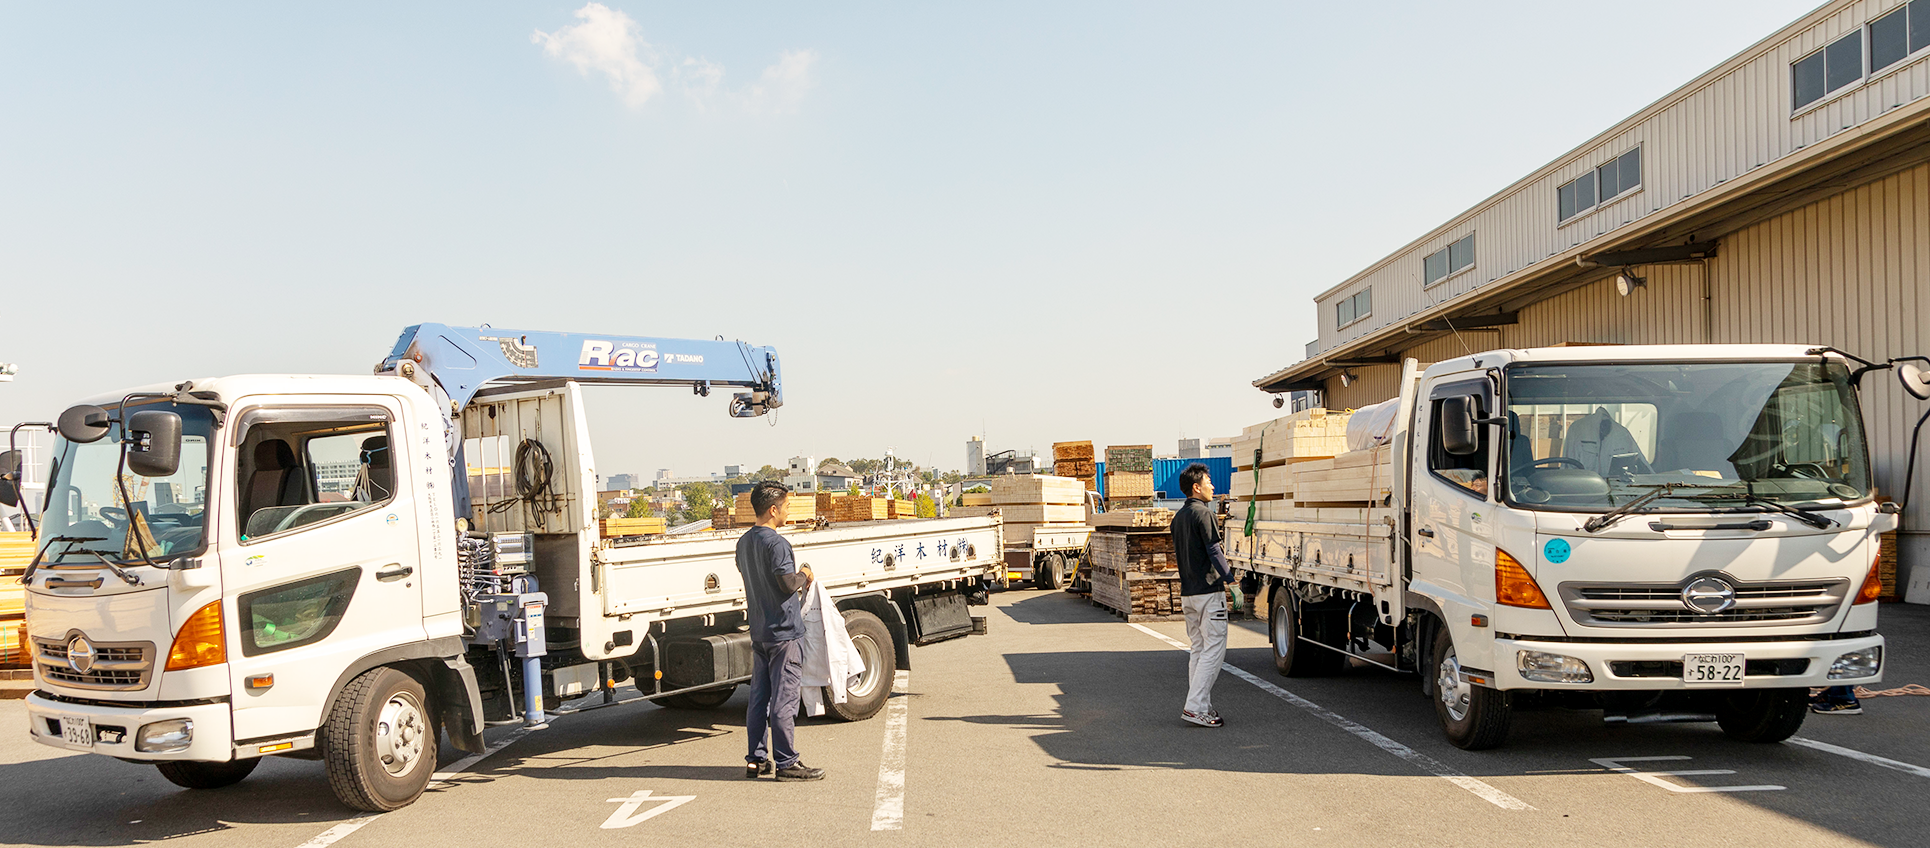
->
xmin=745 ymin=760 xmax=773 ymax=778
xmin=775 ymin=762 xmax=825 ymax=782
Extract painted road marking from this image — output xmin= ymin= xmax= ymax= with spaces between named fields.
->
xmin=1787 ymin=737 xmax=1930 ymax=779
xmin=871 ymin=669 xmax=913 ymax=831
xmin=290 ymin=724 xmax=538 ymax=848
xmin=1126 ymin=623 xmax=1534 ymax=811
xmin=1589 ymin=756 xmax=1783 ymax=793
xmin=601 ymin=790 xmax=696 ymax=829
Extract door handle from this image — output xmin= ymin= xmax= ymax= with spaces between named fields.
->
xmin=376 ymin=564 xmax=414 ymax=582
xmin=1416 ymin=527 xmax=1436 ymax=538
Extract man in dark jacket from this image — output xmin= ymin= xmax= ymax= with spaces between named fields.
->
xmin=1171 ymin=463 xmax=1236 ymax=727
xmin=736 ymin=481 xmax=825 ymax=781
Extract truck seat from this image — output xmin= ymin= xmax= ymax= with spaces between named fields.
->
xmin=243 ymin=440 xmax=305 ymax=523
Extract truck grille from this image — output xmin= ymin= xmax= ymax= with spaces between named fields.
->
xmin=32 ymin=636 xmax=157 ymax=691
xmin=1557 ymin=579 xmax=1848 ymax=628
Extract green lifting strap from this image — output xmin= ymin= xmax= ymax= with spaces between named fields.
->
xmin=1243 ymin=421 xmax=1272 ymax=538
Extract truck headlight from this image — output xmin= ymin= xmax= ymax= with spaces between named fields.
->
xmin=1517 ymin=650 xmax=1593 ymax=684
xmin=135 ymin=719 xmax=193 ymax=753
xmin=1828 ymin=647 xmax=1881 ymax=680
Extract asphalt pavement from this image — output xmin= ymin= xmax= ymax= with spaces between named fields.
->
xmin=3 ymin=591 xmax=1927 ymax=848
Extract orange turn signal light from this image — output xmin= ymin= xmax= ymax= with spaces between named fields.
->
xmin=166 ymin=601 xmax=227 ymax=671
xmin=1854 ymin=565 xmax=1884 ymax=605
xmin=1495 ymin=548 xmax=1551 ymax=609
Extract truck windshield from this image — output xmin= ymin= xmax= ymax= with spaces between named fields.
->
xmin=38 ymin=404 xmax=216 ymax=565
xmin=1501 ymin=360 xmax=1870 ymax=512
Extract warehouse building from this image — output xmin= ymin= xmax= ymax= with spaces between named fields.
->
xmin=1254 ymin=0 xmax=1930 ymax=603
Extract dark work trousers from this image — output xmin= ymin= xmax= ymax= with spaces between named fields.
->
xmin=746 ymin=638 xmax=804 ymax=769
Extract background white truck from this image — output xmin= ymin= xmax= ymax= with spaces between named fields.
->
xmin=2 ymin=324 xmax=1001 ymax=811
xmin=1227 ymin=345 xmax=1912 ymax=749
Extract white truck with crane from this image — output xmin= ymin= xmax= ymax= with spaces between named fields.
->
xmin=1 ymin=324 xmax=1002 ymax=811
xmin=1227 ymin=345 xmax=1924 ymax=749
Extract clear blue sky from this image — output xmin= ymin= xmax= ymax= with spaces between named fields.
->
xmin=0 ymin=1 xmax=1822 ymax=478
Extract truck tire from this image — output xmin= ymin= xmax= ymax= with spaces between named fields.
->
xmin=1431 ymin=630 xmax=1511 ymax=750
xmin=155 ymin=757 xmax=260 ymax=790
xmin=1271 ymin=588 xmax=1343 ymax=677
xmin=651 ymin=684 xmax=737 ymax=710
xmin=826 ymin=609 xmax=895 ymax=722
xmin=1715 ymin=688 xmax=1808 ymax=743
xmin=322 ymin=667 xmax=438 ymax=812
xmin=1036 ymin=553 xmax=1063 ymax=590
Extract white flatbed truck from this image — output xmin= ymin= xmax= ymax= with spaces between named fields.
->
xmin=4 ymin=324 xmax=1001 ymax=811
xmin=1227 ymin=345 xmax=1913 ymax=749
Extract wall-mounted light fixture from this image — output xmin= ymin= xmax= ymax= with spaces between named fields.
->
xmin=1615 ymin=269 xmax=1647 ymax=296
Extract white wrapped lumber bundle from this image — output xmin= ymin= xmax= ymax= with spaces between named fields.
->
xmin=998 ymin=504 xmax=1084 ymax=523
xmin=989 ymin=474 xmax=1085 ymax=506
xmin=1003 ymin=521 xmax=1086 ymax=546
xmin=1090 ymin=508 xmax=1174 ymax=529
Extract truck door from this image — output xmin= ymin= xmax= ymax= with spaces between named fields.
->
xmin=1408 ymin=376 xmax=1499 ymax=606
xmin=219 ymin=400 xmax=428 ymax=744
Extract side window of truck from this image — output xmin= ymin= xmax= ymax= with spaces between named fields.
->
xmin=234 ymin=406 xmax=396 ymax=543
xmin=1428 ymin=392 xmax=1492 ymax=499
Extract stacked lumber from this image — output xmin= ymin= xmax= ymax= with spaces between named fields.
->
xmin=1089 ymin=528 xmax=1182 ymax=620
xmin=815 ymin=492 xmax=846 ymax=515
xmin=734 ymin=491 xmax=816 ymax=525
xmin=1091 ymin=508 xmax=1174 ymax=529
xmin=1230 ymin=408 xmax=1352 ymax=469
xmin=991 ymin=474 xmax=1087 ymax=548
xmin=960 ymin=491 xmax=993 ymax=506
xmin=1230 ymin=409 xmax=1391 ymax=520
xmin=831 ymin=496 xmax=891 ymax=522
xmin=600 ymin=516 xmax=668 ymax=537
xmin=949 ymin=505 xmax=997 ymax=518
xmin=1877 ymin=526 xmax=1900 ymax=601
xmin=890 ymin=499 xmax=919 ymax=519
xmin=1104 ymin=445 xmax=1155 ymax=500
xmin=1 ymin=531 xmax=30 ymax=668
xmin=1052 ymin=441 xmax=1097 ymax=490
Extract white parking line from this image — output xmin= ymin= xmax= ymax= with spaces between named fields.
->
xmin=1788 ymin=737 xmax=1930 ymax=779
xmin=870 ymin=670 xmax=913 ymax=831
xmin=291 ymin=723 xmax=537 ymax=848
xmin=1127 ymin=622 xmax=1535 ymax=811
xmin=1590 ymin=755 xmax=1783 ymax=792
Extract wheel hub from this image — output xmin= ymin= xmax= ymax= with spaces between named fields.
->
xmin=848 ymin=634 xmax=882 ymax=698
xmin=375 ymin=692 xmax=427 ymax=777
xmin=1438 ymin=646 xmax=1472 ymax=722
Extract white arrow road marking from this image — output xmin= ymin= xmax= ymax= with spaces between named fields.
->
xmin=870 ymin=669 xmax=913 ymax=831
xmin=1127 ymin=622 xmax=1534 ymax=811
xmin=1590 ymin=756 xmax=1784 ymax=793
xmin=601 ymin=790 xmax=697 ymax=829
xmin=1787 ymin=737 xmax=1930 ymax=779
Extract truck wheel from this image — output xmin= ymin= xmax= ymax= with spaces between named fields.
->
xmin=155 ymin=757 xmax=260 ymax=790
xmin=1037 ymin=553 xmax=1063 ymax=590
xmin=322 ymin=667 xmax=438 ymax=812
xmin=1715 ymin=688 xmax=1808 ymax=743
xmin=1431 ymin=630 xmax=1511 ymax=750
xmin=826 ymin=609 xmax=895 ymax=722
xmin=1271 ymin=588 xmax=1343 ymax=677
xmin=651 ymin=684 xmax=738 ymax=710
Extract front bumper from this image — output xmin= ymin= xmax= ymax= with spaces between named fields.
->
xmin=25 ymin=694 xmax=234 ymax=762
xmin=1491 ymin=634 xmax=1884 ymax=691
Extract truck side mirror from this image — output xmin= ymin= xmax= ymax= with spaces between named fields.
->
xmin=57 ymin=404 xmax=113 ymax=444
xmin=0 ymin=450 xmax=19 ymax=507
xmin=1901 ymin=362 xmax=1930 ymax=401
xmin=1440 ymin=395 xmax=1481 ymax=456
xmin=126 ymin=410 xmax=183 ymax=478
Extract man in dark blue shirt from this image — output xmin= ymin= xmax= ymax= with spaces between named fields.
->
xmin=736 ymin=481 xmax=824 ymax=781
xmin=1172 ymin=463 xmax=1237 ymax=728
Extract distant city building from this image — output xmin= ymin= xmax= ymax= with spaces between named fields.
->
xmin=607 ymin=473 xmax=640 ymax=490
xmin=966 ymin=437 xmax=986 ymax=476
xmin=816 ymin=462 xmax=860 ymax=491
xmin=1178 ymin=438 xmax=1202 ymax=459
xmin=723 ymin=465 xmax=743 ymax=478
xmin=1207 ymin=437 xmax=1235 ymax=460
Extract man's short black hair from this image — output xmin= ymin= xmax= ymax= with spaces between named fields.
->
xmin=751 ymin=481 xmax=791 ymax=518
xmin=1178 ymin=463 xmax=1211 ymax=498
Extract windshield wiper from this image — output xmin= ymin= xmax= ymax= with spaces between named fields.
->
xmin=18 ymin=536 xmax=107 ymax=583
xmin=1683 ymin=491 xmax=1837 ymax=529
xmin=1582 ymin=481 xmax=1747 ymax=533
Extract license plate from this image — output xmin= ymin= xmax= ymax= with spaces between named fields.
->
xmin=1682 ymin=653 xmax=1746 ymax=686
xmin=59 ymin=716 xmax=94 ymax=748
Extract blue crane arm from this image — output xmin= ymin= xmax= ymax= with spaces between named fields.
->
xmin=376 ymin=323 xmax=783 ymax=415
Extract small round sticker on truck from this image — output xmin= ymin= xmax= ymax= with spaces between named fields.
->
xmin=1544 ymin=538 xmax=1572 ymax=564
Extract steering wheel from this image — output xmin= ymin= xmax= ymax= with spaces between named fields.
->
xmin=1528 ymin=457 xmax=1584 ymax=469
xmin=98 ymin=507 xmax=129 ymax=524
xmin=1774 ymin=462 xmax=1830 ymax=480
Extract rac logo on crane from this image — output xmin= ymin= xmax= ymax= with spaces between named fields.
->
xmin=579 ymin=340 xmax=660 ymax=373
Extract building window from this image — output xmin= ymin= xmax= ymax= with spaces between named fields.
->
xmin=1871 ymin=0 xmax=1930 ymax=74
xmin=1335 ymin=287 xmax=1372 ymax=329
xmin=1793 ymin=30 xmax=1864 ymax=111
xmin=1557 ymin=147 xmax=1641 ymax=222
xmin=1423 ymin=234 xmax=1476 ymax=286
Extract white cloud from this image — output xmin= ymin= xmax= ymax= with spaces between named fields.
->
xmin=533 ymin=4 xmax=816 ymax=114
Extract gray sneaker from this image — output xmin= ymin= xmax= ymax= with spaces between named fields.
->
xmin=1182 ymin=710 xmax=1224 ymax=728
xmin=776 ymin=762 xmax=826 ymax=781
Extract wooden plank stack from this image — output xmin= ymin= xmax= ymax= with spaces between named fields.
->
xmin=1104 ymin=445 xmax=1155 ymax=506
xmin=831 ymin=496 xmax=891 ymax=522
xmin=960 ymin=491 xmax=993 ymax=506
xmin=991 ymin=474 xmax=1087 ymax=547
xmin=600 ymin=516 xmax=668 ymax=537
xmin=1 ymin=531 xmax=31 ymax=668
xmin=1229 ymin=408 xmax=1373 ymax=521
xmin=1089 ymin=528 xmax=1182 ymax=620
xmin=890 ymin=499 xmax=919 ymax=519
xmin=1091 ymin=508 xmax=1174 ymax=529
xmin=1052 ymin=441 xmax=1097 ymax=490
xmin=1877 ymin=526 xmax=1900 ymax=601
xmin=734 ymin=491 xmax=816 ymax=525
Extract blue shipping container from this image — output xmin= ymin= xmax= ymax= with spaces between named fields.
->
xmin=1096 ymin=458 xmax=1232 ymax=499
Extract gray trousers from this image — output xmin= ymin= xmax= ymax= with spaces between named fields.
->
xmin=747 ymin=638 xmax=803 ymax=769
xmin=1183 ymin=592 xmax=1228 ymax=715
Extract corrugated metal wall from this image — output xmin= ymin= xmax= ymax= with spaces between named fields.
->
xmin=1314 ymin=0 xmax=1930 ymax=358
xmin=1318 ymin=162 xmax=1930 ymax=594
